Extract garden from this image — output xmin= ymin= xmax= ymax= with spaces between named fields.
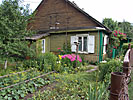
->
xmin=0 ymin=0 xmax=133 ymax=99
xmin=0 ymin=41 xmax=132 ymax=100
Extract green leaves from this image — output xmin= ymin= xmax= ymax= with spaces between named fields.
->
xmin=0 ymin=0 xmax=35 ymax=61
xmin=0 ymin=69 xmax=53 ymax=99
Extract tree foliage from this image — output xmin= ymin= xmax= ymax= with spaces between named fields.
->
xmin=102 ymin=18 xmax=133 ymax=38
xmin=0 ymin=0 xmax=35 ymax=61
xmin=102 ymin=18 xmax=119 ymax=31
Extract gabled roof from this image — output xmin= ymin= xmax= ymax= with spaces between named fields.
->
xmin=66 ymin=0 xmax=111 ymax=33
xmin=34 ymin=0 xmax=112 ymax=33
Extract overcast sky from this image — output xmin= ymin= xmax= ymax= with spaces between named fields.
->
xmin=0 ymin=0 xmax=133 ymax=23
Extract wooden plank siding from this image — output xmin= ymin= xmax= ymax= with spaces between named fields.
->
xmin=49 ymin=31 xmax=101 ymax=62
xmin=28 ymin=0 xmax=100 ymax=31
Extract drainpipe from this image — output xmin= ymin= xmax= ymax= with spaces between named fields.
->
xmin=99 ymin=31 xmax=103 ymax=62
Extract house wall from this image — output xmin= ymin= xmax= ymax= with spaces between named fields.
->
xmin=35 ymin=31 xmax=108 ymax=62
xmin=50 ymin=31 xmax=100 ymax=62
xmin=28 ymin=0 xmax=100 ymax=31
xmin=36 ymin=36 xmax=50 ymax=54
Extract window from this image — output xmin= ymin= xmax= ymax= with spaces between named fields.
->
xmin=42 ymin=39 xmax=45 ymax=53
xmin=103 ymin=35 xmax=108 ymax=54
xmin=78 ymin=36 xmax=87 ymax=52
xmin=71 ymin=35 xmax=95 ymax=53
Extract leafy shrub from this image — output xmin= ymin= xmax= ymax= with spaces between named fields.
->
xmin=122 ymin=42 xmax=133 ymax=53
xmin=98 ymin=59 xmax=122 ymax=84
xmin=23 ymin=52 xmax=57 ymax=72
xmin=62 ymin=42 xmax=72 ymax=54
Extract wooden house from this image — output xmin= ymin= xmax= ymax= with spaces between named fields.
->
xmin=27 ymin=0 xmax=112 ymax=62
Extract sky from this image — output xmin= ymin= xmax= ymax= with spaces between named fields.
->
xmin=0 ymin=0 xmax=133 ymax=23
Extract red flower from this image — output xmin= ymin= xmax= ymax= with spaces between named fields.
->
xmin=113 ymin=33 xmax=117 ymax=37
xmin=114 ymin=30 xmax=118 ymax=34
xmin=113 ymin=46 xmax=117 ymax=49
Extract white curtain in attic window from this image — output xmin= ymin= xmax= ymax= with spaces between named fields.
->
xmin=71 ymin=36 xmax=78 ymax=52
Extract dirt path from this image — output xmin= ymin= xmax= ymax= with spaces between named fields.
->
xmin=86 ymin=64 xmax=98 ymax=72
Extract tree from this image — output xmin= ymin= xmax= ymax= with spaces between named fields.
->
xmin=102 ymin=18 xmax=119 ymax=31
xmin=118 ymin=21 xmax=133 ymax=38
xmin=102 ymin=18 xmax=133 ymax=38
xmin=0 ymin=0 xmax=35 ymax=61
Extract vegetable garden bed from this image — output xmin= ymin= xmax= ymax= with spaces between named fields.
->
xmin=0 ymin=69 xmax=55 ymax=100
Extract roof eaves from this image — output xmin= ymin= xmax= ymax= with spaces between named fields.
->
xmin=26 ymin=33 xmax=50 ymax=40
xmin=50 ymin=28 xmax=107 ymax=34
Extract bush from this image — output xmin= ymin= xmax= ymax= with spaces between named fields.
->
xmin=98 ymin=59 xmax=122 ymax=84
xmin=23 ymin=52 xmax=57 ymax=72
xmin=122 ymin=42 xmax=133 ymax=53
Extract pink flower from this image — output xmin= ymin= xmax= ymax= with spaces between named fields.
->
xmin=123 ymin=33 xmax=126 ymax=35
xmin=71 ymin=58 xmax=75 ymax=62
xmin=61 ymin=54 xmax=82 ymax=62
xmin=57 ymin=48 xmax=61 ymax=50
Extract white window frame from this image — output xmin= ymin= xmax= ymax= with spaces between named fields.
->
xmin=76 ymin=34 xmax=89 ymax=53
xmin=103 ymin=35 xmax=108 ymax=54
xmin=42 ymin=39 xmax=45 ymax=53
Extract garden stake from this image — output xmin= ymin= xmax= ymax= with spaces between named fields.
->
xmin=74 ymin=42 xmax=79 ymax=68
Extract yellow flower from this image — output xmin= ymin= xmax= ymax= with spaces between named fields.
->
xmin=58 ymin=55 xmax=62 ymax=60
xmin=75 ymin=80 xmax=78 ymax=83
xmin=64 ymin=64 xmax=67 ymax=66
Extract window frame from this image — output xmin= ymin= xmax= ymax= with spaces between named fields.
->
xmin=42 ymin=39 xmax=45 ymax=53
xmin=76 ymin=34 xmax=89 ymax=53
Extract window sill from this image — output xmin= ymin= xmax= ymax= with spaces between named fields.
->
xmin=42 ymin=51 xmax=45 ymax=53
xmin=78 ymin=51 xmax=88 ymax=54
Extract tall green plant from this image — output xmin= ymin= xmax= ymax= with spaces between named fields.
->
xmin=88 ymin=82 xmax=107 ymax=100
